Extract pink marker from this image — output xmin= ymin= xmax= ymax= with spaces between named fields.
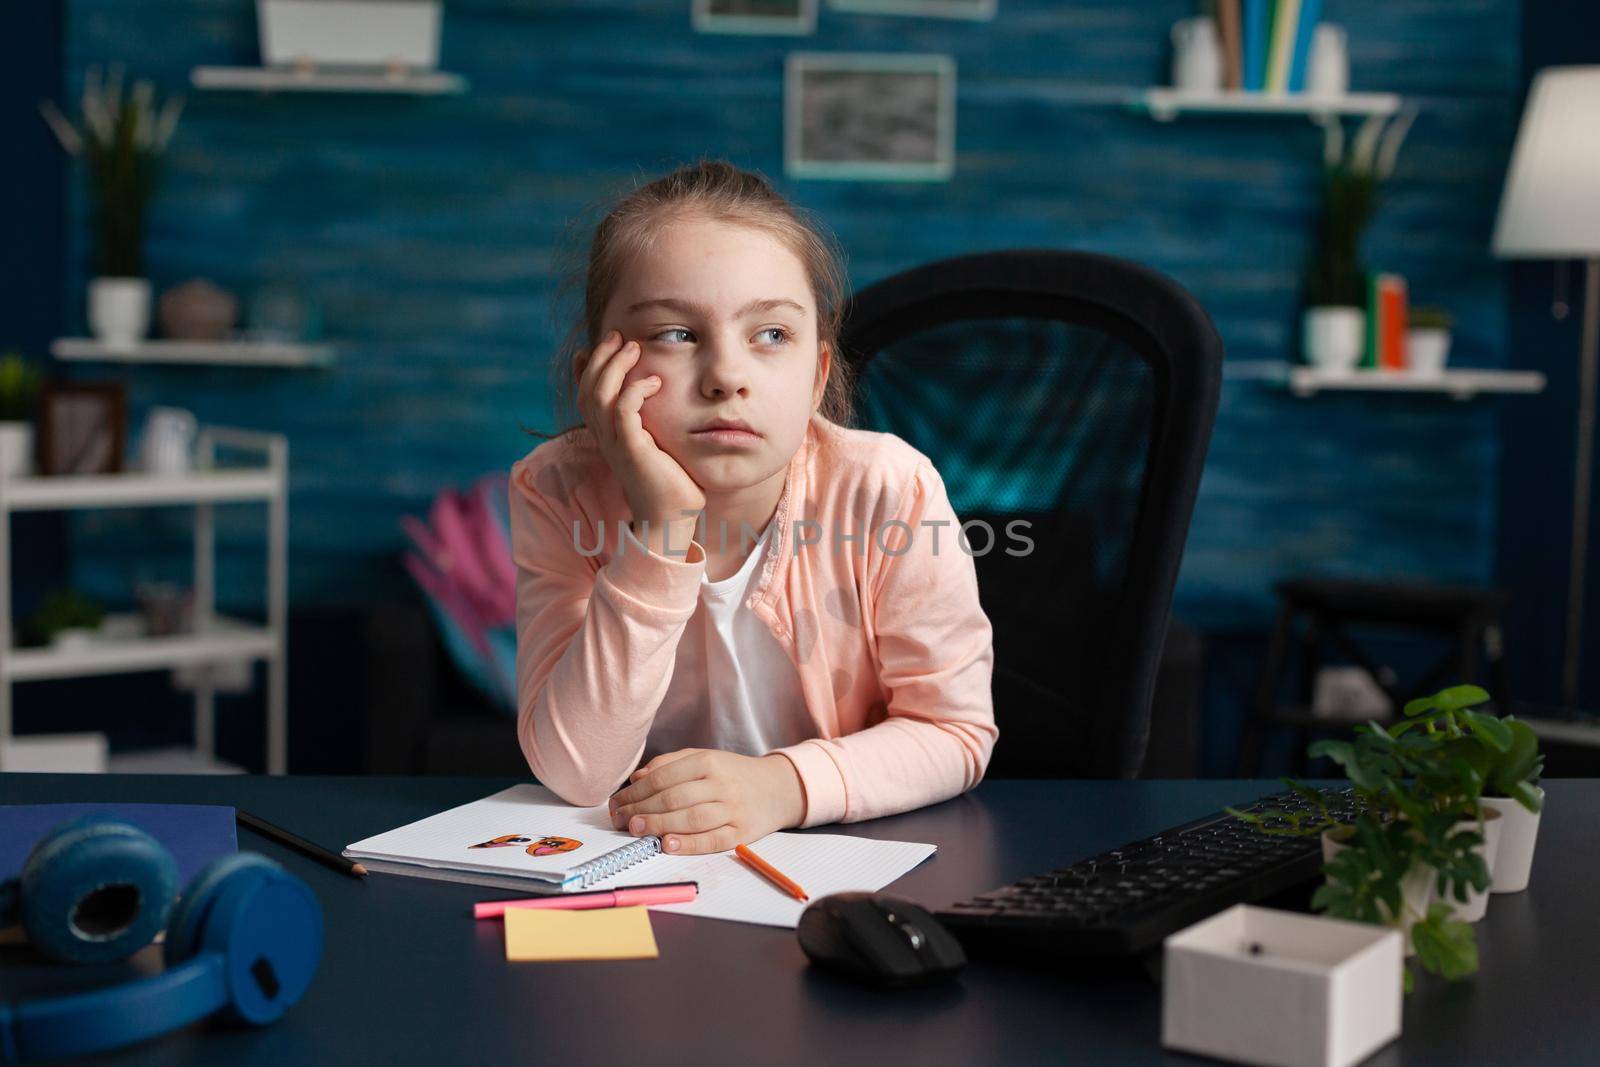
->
xmin=474 ymin=881 xmax=698 ymax=919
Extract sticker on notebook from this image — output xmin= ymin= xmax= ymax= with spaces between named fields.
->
xmin=470 ymin=834 xmax=583 ymax=857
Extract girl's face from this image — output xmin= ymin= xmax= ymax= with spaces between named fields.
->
xmin=600 ymin=217 xmax=829 ymax=500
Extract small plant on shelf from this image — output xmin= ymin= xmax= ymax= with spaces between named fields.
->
xmin=0 ymin=353 xmax=43 ymax=423
xmin=1227 ymin=684 xmax=1540 ymax=992
xmin=1408 ymin=306 xmax=1454 ymax=332
xmin=22 ymin=589 xmax=106 ymax=648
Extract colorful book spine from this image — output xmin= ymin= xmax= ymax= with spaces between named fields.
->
xmin=1217 ymin=0 xmax=1243 ymax=91
xmin=1266 ymin=0 xmax=1301 ymax=94
xmin=1378 ymin=274 xmax=1409 ymax=370
xmin=1362 ymin=270 xmax=1380 ymax=369
xmin=1288 ymin=0 xmax=1322 ymax=92
xmin=1242 ymin=0 xmax=1269 ymax=92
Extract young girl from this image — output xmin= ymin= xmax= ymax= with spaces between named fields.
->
xmin=510 ymin=159 xmax=997 ymax=856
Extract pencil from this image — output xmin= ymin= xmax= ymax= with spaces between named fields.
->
xmin=236 ymin=808 xmax=367 ymax=879
xmin=734 ymin=843 xmax=808 ymax=902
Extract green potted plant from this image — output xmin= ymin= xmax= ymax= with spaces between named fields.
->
xmin=38 ymin=64 xmax=184 ymax=349
xmin=22 ymin=589 xmax=106 ymax=650
xmin=1227 ymin=683 xmax=1517 ymax=992
xmin=1407 ymin=306 xmax=1455 ymax=376
xmin=1420 ymin=691 xmax=1545 ymax=894
xmin=0 ymin=352 xmax=43 ymax=478
xmin=1302 ymin=109 xmax=1416 ymax=371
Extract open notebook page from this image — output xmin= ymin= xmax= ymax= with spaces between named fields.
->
xmin=607 ymin=832 xmax=936 ymax=928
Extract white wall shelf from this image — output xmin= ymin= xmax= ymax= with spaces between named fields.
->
xmin=1136 ymin=88 xmax=1402 ymax=123
xmin=191 ymin=65 xmax=467 ymax=95
xmin=0 ymin=426 xmax=289 ymax=775
xmin=1224 ymin=362 xmax=1547 ymax=399
xmin=52 ymin=337 xmax=335 ymax=369
xmin=3 ymin=469 xmax=281 ymax=511
xmin=1287 ymin=367 xmax=1547 ymax=399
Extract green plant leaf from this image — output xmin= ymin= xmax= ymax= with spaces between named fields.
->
xmin=1489 ymin=719 xmax=1543 ymax=797
xmin=1434 ymin=685 xmax=1491 ymax=713
xmin=1403 ymin=695 xmax=1439 ymax=718
xmin=1461 ymin=710 xmax=1513 ymax=754
xmin=1508 ymin=780 xmax=1544 ymax=813
xmin=1410 ymin=904 xmax=1479 ymax=981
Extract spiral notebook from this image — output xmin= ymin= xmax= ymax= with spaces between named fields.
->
xmin=342 ymin=784 xmax=936 ymax=927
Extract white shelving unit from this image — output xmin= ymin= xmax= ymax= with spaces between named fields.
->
xmin=0 ymin=427 xmax=289 ymax=775
xmin=191 ymin=65 xmax=467 ymax=95
xmin=52 ymin=337 xmax=335 ymax=369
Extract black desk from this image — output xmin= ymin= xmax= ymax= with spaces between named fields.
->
xmin=2 ymin=776 xmax=1591 ymax=1065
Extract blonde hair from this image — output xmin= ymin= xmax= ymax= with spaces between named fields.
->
xmin=526 ymin=158 xmax=857 ymax=450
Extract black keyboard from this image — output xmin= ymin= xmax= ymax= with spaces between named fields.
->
xmin=934 ymin=787 xmax=1364 ymax=959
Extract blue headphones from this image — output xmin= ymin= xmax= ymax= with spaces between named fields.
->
xmin=0 ymin=816 xmax=323 ymax=1062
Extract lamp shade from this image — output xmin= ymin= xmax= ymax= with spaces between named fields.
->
xmin=1492 ymin=66 xmax=1600 ymax=259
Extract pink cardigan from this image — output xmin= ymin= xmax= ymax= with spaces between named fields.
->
xmin=508 ymin=413 xmax=997 ymax=827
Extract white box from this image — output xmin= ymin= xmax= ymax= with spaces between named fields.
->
xmin=258 ymin=0 xmax=442 ymax=70
xmin=1162 ymin=904 xmax=1403 ymax=1067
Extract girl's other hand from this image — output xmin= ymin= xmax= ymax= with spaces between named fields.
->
xmin=606 ymin=748 xmax=806 ymax=855
xmin=575 ymin=329 xmax=706 ymax=532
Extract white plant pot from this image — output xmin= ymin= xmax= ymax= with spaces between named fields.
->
xmin=0 ymin=422 xmax=34 ymax=479
xmin=1323 ymin=828 xmax=1434 ymax=956
xmin=88 ymin=277 xmax=152 ymax=349
xmin=1304 ymin=307 xmax=1366 ymax=371
xmin=1482 ymin=788 xmax=1543 ymax=893
xmin=1407 ymin=328 xmax=1452 ymax=376
xmin=1433 ymin=808 xmax=1501 ymax=924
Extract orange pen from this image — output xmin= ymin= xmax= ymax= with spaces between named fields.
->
xmin=734 ymin=843 xmax=808 ymax=902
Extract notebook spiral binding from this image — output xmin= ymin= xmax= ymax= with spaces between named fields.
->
xmin=564 ymin=835 xmax=662 ymax=889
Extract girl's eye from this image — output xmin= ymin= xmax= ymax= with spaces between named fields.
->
xmin=649 ymin=327 xmax=792 ymax=346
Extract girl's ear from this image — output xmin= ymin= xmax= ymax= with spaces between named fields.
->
xmin=812 ymin=342 xmax=832 ymax=412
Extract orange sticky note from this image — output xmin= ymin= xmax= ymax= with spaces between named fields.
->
xmin=503 ymin=904 xmax=659 ymax=962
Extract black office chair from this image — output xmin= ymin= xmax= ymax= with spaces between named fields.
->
xmin=837 ymin=249 xmax=1223 ymax=778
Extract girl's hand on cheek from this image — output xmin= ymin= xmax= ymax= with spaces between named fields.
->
xmin=575 ymin=329 xmax=705 ymax=529
xmin=607 ymin=749 xmax=807 ymax=856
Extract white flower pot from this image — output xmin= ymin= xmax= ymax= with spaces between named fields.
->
xmin=1434 ymin=808 xmax=1501 ymax=924
xmin=1482 ymin=788 xmax=1543 ymax=893
xmin=1304 ymin=307 xmax=1366 ymax=371
xmin=88 ymin=277 xmax=152 ymax=349
xmin=0 ymin=422 xmax=33 ymax=479
xmin=1407 ymin=328 xmax=1452 ymax=376
xmin=1322 ymin=828 xmax=1434 ymax=956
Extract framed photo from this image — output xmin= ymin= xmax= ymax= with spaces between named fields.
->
xmin=785 ymin=52 xmax=956 ymax=181
xmin=826 ymin=0 xmax=995 ymax=20
xmin=36 ymin=381 xmax=127 ymax=476
xmin=693 ymin=0 xmax=817 ymax=35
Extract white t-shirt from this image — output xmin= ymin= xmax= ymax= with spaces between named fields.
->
xmin=635 ymin=519 xmax=816 ymax=762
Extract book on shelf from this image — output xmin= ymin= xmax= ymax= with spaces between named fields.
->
xmin=1236 ymin=0 xmax=1324 ymax=96
xmin=1363 ymin=271 xmax=1409 ymax=371
xmin=1215 ymin=0 xmax=1243 ymax=91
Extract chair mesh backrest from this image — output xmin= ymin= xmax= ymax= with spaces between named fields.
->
xmin=841 ymin=251 xmax=1221 ymax=778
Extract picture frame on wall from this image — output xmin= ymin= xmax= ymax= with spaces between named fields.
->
xmin=693 ymin=0 xmax=817 ymax=35
xmin=36 ymin=381 xmax=127 ymax=477
xmin=826 ymin=0 xmax=995 ymax=20
xmin=785 ymin=53 xmax=956 ymax=181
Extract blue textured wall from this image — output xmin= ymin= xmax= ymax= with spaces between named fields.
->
xmin=58 ymin=0 xmax=1520 ymax=630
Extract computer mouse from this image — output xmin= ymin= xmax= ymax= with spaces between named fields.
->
xmin=796 ymin=892 xmax=967 ymax=988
